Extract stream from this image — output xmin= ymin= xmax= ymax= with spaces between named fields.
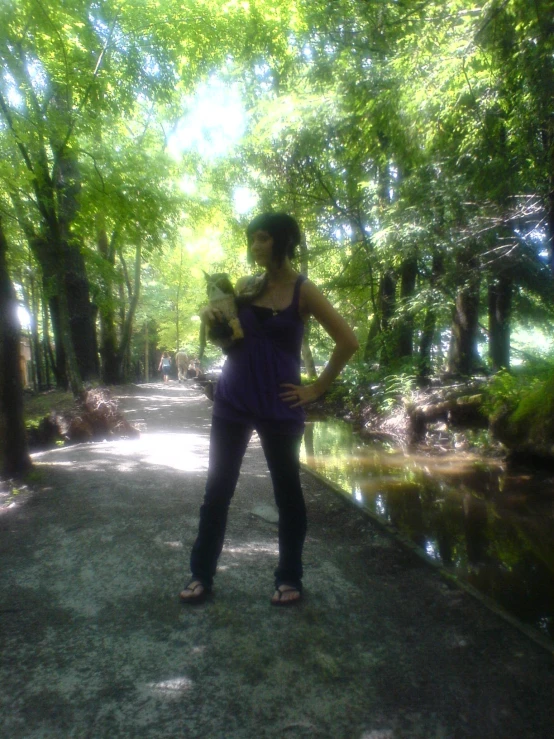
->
xmin=301 ymin=419 xmax=554 ymax=643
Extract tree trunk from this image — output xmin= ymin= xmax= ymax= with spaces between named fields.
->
xmin=363 ymin=312 xmax=381 ymax=363
xmin=116 ymin=243 xmax=142 ymax=378
xmin=176 ymin=244 xmax=184 ymax=352
xmin=97 ymin=225 xmax=120 ymax=384
xmin=19 ymin=271 xmax=43 ymax=391
xmin=47 ymin=295 xmax=67 ymax=389
xmin=419 ymin=252 xmax=444 ymax=380
xmin=42 ymin=298 xmax=53 ymax=389
xmin=29 ymin=271 xmax=45 ymax=390
xmin=144 ymin=322 xmax=149 ymax=382
xmin=448 ymin=253 xmax=481 ymax=376
xmin=0 ymin=217 xmax=31 ymax=477
xmin=29 ymin=234 xmax=82 ymax=394
xmin=55 ymin=147 xmax=98 ymax=384
xmin=299 ymin=232 xmax=316 ymax=378
xmin=396 ymin=255 xmax=418 ymax=359
xmin=61 ymin=239 xmax=99 ymax=382
xmin=364 ymin=270 xmax=396 ymax=363
xmin=380 ymin=270 xmax=396 ymax=330
xmin=548 ymin=133 xmax=554 ymax=283
xmin=56 ymin=280 xmax=86 ymax=395
xmin=16 ymin=144 xmax=91 ymax=392
xmin=533 ymin=6 xmax=554 ymax=284
xmin=118 ymin=277 xmax=128 ymax=380
xmin=488 ymin=275 xmax=512 ymax=371
xmin=4 ymin=92 xmax=95 ymax=392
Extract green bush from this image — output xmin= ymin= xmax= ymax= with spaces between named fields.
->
xmin=484 ymin=356 xmax=554 ymax=447
xmin=511 ymin=371 xmax=554 ymax=438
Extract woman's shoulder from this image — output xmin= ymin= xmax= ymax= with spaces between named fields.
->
xmin=298 ymin=278 xmax=327 ymax=316
xmin=298 ymin=277 xmax=320 ymax=298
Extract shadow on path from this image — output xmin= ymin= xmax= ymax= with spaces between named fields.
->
xmin=1 ymin=382 xmax=553 ymax=738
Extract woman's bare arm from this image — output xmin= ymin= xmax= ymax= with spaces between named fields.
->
xmin=280 ymin=279 xmax=359 ymax=407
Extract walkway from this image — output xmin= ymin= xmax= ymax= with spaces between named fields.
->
xmin=0 ymin=382 xmax=552 ymax=738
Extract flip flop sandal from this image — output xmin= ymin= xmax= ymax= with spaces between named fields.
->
xmin=270 ymin=584 xmax=302 ymax=607
xmin=179 ymin=580 xmax=210 ymax=605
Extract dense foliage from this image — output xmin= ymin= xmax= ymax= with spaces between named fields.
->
xmin=1 ymin=1 xmax=553 ymax=473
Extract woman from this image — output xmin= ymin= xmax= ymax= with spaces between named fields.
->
xmin=180 ymin=213 xmax=359 ymax=606
xmin=158 ymin=351 xmax=171 ymax=383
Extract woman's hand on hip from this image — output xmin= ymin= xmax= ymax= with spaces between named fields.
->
xmin=279 ymin=383 xmax=322 ymax=408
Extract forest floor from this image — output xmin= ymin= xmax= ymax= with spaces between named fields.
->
xmin=1 ymin=381 xmax=553 ymax=738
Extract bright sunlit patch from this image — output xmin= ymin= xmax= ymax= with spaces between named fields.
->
xmin=233 ymin=186 xmax=258 ymax=215
xmin=136 ymin=433 xmax=209 ymax=472
xmin=146 ymin=677 xmax=193 ymax=696
xmin=0 ymin=502 xmax=18 ymax=513
xmin=33 ymin=460 xmax=73 ymax=466
xmin=5 ymin=74 xmax=23 ymax=108
xmin=17 ymin=305 xmax=31 ymax=329
xmin=32 ymin=432 xmax=211 ymax=474
xmin=104 ymin=433 xmax=210 ymax=473
xmin=178 ymin=174 xmax=197 ymax=195
xmin=425 ymin=541 xmax=438 ymax=560
xmin=512 ymin=326 xmax=554 ymax=358
xmin=353 ymin=485 xmax=363 ymax=502
xmin=375 ymin=494 xmax=386 ymax=516
xmin=225 ymin=541 xmax=279 ymax=555
xmin=114 ymin=462 xmax=138 ymax=472
xmin=167 ymin=77 xmax=245 ymax=159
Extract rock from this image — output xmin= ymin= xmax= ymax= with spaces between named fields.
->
xmin=250 ymin=504 xmax=279 ymax=524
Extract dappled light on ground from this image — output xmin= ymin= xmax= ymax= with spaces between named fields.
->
xmin=4 ymin=385 xmax=553 ymax=737
xmin=129 ymin=433 xmax=210 ymax=472
xmin=33 ymin=432 xmax=211 ymax=473
xmin=225 ymin=541 xmax=279 ymax=556
xmin=145 ymin=676 xmax=194 ymax=698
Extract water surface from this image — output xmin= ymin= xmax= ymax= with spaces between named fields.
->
xmin=301 ymin=420 xmax=554 ymax=641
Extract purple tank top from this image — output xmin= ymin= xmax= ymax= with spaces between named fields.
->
xmin=213 ymin=274 xmax=306 ymax=433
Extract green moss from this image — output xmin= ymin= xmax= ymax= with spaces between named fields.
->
xmin=25 ymin=469 xmax=45 ymax=483
xmin=510 ymin=372 xmax=554 ymax=441
xmin=23 ymin=390 xmax=76 ymax=427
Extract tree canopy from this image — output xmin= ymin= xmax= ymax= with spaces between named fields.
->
xmin=1 ymin=0 xmax=553 ymax=420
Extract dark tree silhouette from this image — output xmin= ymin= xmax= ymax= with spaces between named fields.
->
xmin=0 ymin=217 xmax=31 ymax=477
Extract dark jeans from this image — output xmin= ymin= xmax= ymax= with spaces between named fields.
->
xmin=190 ymin=416 xmax=307 ymax=590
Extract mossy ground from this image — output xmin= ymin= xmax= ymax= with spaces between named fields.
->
xmin=23 ymin=389 xmax=76 ymax=427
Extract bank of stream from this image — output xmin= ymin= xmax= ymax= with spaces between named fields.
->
xmin=300 ymin=418 xmax=554 ymax=644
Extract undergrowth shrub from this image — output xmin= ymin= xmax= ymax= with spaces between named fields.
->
xmin=485 ymin=356 xmax=554 ymax=445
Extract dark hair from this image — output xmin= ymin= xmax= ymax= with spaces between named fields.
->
xmin=246 ymin=212 xmax=301 ymax=266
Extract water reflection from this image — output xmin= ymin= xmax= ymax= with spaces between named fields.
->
xmin=302 ymin=420 xmax=554 ymax=641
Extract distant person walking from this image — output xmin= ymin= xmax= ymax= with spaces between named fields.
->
xmin=175 ymin=350 xmax=189 ymax=383
xmin=158 ymin=351 xmax=171 ymax=383
xmin=180 ymin=213 xmax=359 ymax=606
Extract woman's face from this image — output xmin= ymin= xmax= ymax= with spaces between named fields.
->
xmin=250 ymin=230 xmax=274 ymax=267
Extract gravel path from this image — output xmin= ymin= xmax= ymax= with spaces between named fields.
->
xmin=1 ymin=381 xmax=553 ymax=738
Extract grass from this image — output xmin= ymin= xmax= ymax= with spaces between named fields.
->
xmin=23 ymin=389 xmax=76 ymax=426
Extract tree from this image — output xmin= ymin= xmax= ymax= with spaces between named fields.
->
xmin=0 ymin=216 xmax=31 ymax=477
